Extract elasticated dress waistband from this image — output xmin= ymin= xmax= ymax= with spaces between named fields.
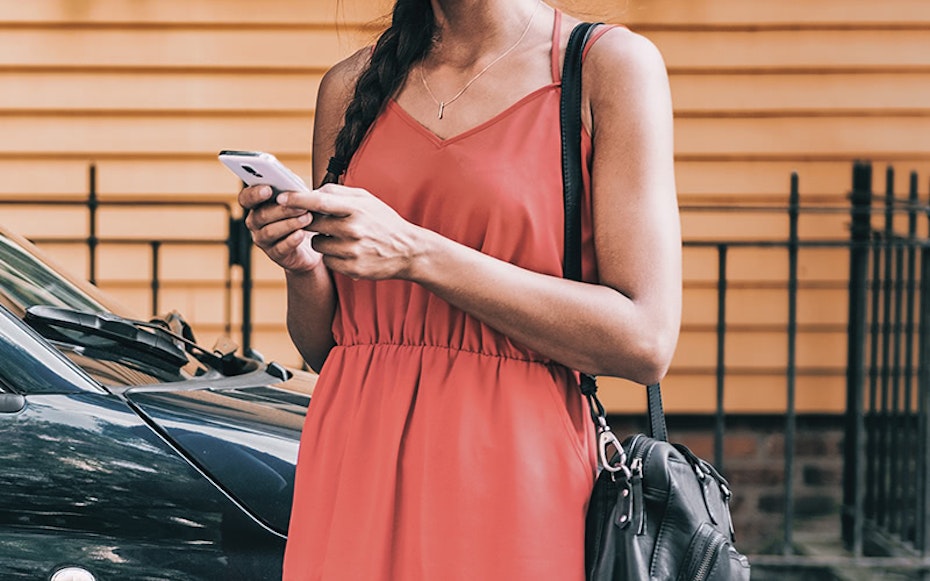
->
xmin=333 ymin=341 xmax=554 ymax=365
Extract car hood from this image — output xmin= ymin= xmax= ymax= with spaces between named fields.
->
xmin=123 ymin=367 xmax=312 ymax=536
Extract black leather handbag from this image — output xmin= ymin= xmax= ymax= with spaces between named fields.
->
xmin=560 ymin=23 xmax=752 ymax=581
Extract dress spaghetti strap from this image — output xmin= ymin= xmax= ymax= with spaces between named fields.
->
xmin=582 ymin=25 xmax=616 ymax=61
xmin=550 ymin=10 xmax=563 ymax=83
xmin=551 ymin=10 xmax=619 ymax=83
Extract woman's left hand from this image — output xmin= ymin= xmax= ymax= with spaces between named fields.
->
xmin=274 ymin=184 xmax=426 ymax=281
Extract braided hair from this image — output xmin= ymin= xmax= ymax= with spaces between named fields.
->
xmin=323 ymin=0 xmax=436 ymax=185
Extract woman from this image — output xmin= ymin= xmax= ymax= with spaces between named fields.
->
xmin=240 ymin=0 xmax=680 ymax=578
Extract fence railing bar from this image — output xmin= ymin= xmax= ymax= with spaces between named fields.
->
xmin=150 ymin=241 xmax=161 ymax=316
xmin=783 ymin=172 xmax=800 ymax=555
xmin=0 ymin=199 xmax=234 ymax=210
xmin=917 ymin=247 xmax=930 ymax=554
xmin=714 ymin=244 xmax=727 ymax=471
xmin=889 ymin=170 xmax=909 ymax=537
xmin=902 ymin=171 xmax=920 ymax=545
xmin=842 ymin=160 xmax=872 ymax=555
xmin=28 ymin=238 xmax=230 ymax=246
xmin=88 ymin=164 xmax=98 ymax=285
xmin=918 ymin=178 xmax=930 ymax=555
xmin=877 ymin=168 xmax=896 ymax=530
xmin=679 ymin=203 xmax=930 ymax=215
xmin=240 ymin=231 xmax=254 ymax=356
xmin=866 ymin=216 xmax=883 ymax=525
xmin=671 ymin=367 xmax=849 ymax=378
xmin=684 ymin=239 xmax=930 ymax=249
xmin=890 ymin=235 xmax=906 ymax=537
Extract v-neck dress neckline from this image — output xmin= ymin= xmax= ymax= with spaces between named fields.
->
xmin=386 ymin=8 xmax=568 ymax=147
xmin=387 ymin=82 xmax=559 ymax=147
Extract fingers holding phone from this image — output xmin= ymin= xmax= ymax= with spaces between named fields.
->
xmin=226 ymin=150 xmax=312 ymax=224
xmin=237 ymin=182 xmax=276 ymax=211
xmin=243 ymin=187 xmax=308 ymax=241
xmin=221 ymin=150 xmax=421 ymax=279
xmin=221 ymin=151 xmax=323 ymax=273
xmin=274 ymin=183 xmax=426 ymax=282
xmin=241 ymin=185 xmax=323 ymax=273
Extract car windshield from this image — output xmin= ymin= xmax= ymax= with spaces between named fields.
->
xmin=0 ymin=234 xmax=106 ymax=314
xmin=0 ymin=304 xmax=104 ymax=395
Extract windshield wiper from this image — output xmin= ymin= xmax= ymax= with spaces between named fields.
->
xmin=24 ymin=306 xmax=259 ymax=376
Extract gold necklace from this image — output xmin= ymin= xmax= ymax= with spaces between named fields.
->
xmin=419 ymin=0 xmax=542 ymax=120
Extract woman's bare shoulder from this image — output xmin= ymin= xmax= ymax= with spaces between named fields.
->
xmin=312 ymin=47 xmax=372 ymax=181
xmin=316 ymin=46 xmax=372 ymax=114
xmin=583 ymin=26 xmax=669 ymax=99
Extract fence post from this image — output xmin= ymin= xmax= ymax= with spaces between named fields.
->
xmin=150 ymin=241 xmax=161 ymax=316
xmin=902 ymin=171 xmax=920 ymax=545
xmin=783 ymin=172 xmax=800 ymax=555
xmin=890 ymin=171 xmax=907 ymax=536
xmin=877 ymin=167 xmax=895 ymax=529
xmin=228 ymin=216 xmax=253 ymax=355
xmin=87 ymin=164 xmax=98 ymax=285
xmin=843 ymin=160 xmax=872 ymax=554
xmin=714 ymin=244 xmax=727 ymax=471
xmin=918 ymin=180 xmax=930 ymax=555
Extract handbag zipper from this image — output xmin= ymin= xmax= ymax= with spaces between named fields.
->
xmin=693 ymin=534 xmax=726 ymax=581
xmin=629 ymin=457 xmax=645 ymax=535
xmin=626 ymin=435 xmax=652 ymax=536
xmin=628 ymin=434 xmax=654 ymax=468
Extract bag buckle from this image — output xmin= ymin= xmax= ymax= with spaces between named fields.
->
xmin=597 ymin=420 xmax=631 ymax=479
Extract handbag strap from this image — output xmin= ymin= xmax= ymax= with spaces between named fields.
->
xmin=559 ymin=22 xmax=595 ymax=283
xmin=647 ymin=383 xmax=668 ymax=441
xmin=559 ymin=22 xmax=669 ymax=444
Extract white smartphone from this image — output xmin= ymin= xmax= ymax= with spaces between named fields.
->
xmin=218 ymin=150 xmax=310 ymax=194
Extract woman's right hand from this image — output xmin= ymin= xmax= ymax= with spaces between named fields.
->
xmin=239 ymin=185 xmax=324 ymax=273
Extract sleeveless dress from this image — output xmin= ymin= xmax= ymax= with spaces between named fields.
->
xmin=284 ymin=13 xmax=613 ymax=580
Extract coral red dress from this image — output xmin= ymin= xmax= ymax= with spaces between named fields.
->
xmin=284 ymin=12 xmax=611 ymax=581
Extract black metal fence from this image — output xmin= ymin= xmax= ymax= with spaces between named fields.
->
xmin=721 ymin=161 xmax=930 ymax=575
xmin=681 ymin=172 xmax=821 ymax=563
xmin=5 ymin=160 xmax=930 ymax=573
xmin=842 ymin=162 xmax=930 ymax=567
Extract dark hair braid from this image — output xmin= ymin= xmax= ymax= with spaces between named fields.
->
xmin=323 ymin=0 xmax=435 ymax=185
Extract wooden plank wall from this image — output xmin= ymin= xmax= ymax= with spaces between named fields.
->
xmin=594 ymin=0 xmax=930 ymax=413
xmin=0 ymin=0 xmax=387 ymax=368
xmin=1 ymin=0 xmax=928 ymax=413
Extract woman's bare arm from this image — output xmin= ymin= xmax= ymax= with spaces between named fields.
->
xmin=240 ymin=50 xmax=370 ymax=371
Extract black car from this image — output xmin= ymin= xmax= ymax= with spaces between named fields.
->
xmin=0 ymin=227 xmax=312 ymax=580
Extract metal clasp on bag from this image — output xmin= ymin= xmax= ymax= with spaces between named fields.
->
xmin=596 ymin=416 xmax=631 ymax=480
xmin=585 ymin=391 xmax=632 ymax=479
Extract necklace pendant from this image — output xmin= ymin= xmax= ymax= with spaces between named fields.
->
xmin=438 ymin=101 xmax=445 ymax=120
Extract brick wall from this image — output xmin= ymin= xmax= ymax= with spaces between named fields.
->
xmin=607 ymin=414 xmax=845 ymax=554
